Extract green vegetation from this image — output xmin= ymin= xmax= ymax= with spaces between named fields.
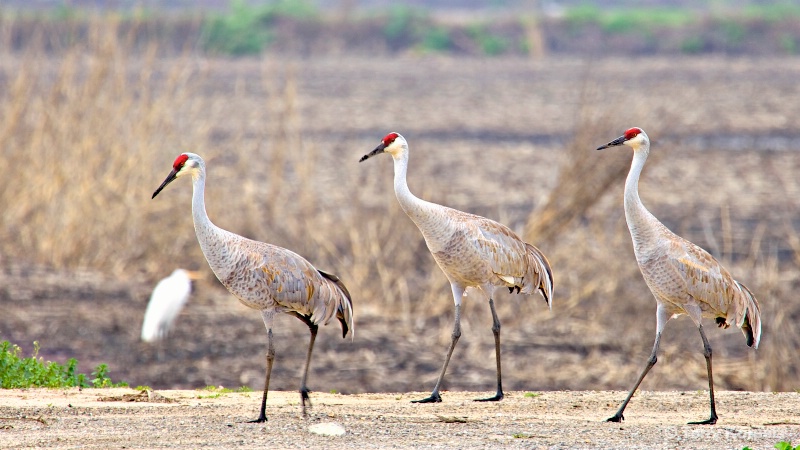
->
xmin=201 ymin=0 xmax=317 ymax=55
xmin=467 ymin=24 xmax=509 ymax=55
xmin=196 ymin=385 xmax=253 ymax=398
xmin=601 ymin=8 xmax=696 ymax=34
xmin=745 ymin=442 xmax=800 ymax=450
xmin=419 ymin=26 xmax=452 ymax=53
xmin=382 ymin=5 xmax=423 ymax=42
xmin=523 ymin=392 xmax=541 ymax=398
xmin=2 ymin=2 xmax=800 ymax=56
xmin=681 ymin=36 xmax=705 ymax=54
xmin=565 ymin=4 xmax=694 ymax=35
xmin=779 ymin=33 xmax=797 ymax=53
xmin=744 ymin=2 xmax=800 ymax=22
xmin=719 ymin=19 xmax=747 ymax=46
xmin=774 ymin=442 xmax=800 ymax=450
xmin=0 ymin=341 xmax=126 ymax=389
xmin=512 ymin=432 xmax=536 ymax=439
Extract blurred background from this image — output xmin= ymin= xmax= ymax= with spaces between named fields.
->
xmin=1 ymin=0 xmax=798 ymax=396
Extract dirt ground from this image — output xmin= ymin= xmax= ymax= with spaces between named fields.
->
xmin=1 ymin=388 xmax=798 ymax=449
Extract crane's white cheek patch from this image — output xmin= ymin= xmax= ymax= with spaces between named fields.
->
xmin=308 ymin=422 xmax=346 ymax=436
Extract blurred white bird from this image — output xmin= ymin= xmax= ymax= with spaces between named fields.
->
xmin=141 ymin=268 xmax=201 ymax=342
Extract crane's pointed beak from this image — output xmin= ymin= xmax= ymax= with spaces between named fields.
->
xmin=359 ymin=143 xmax=386 ymax=162
xmin=152 ymin=169 xmax=178 ymax=199
xmin=596 ymin=135 xmax=626 ymax=150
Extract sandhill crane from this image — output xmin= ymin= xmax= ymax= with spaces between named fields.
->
xmin=152 ymin=153 xmax=354 ymax=423
xmin=359 ymin=132 xmax=553 ymax=403
xmin=140 ymin=268 xmax=201 ymax=342
xmin=597 ymin=127 xmax=762 ymax=425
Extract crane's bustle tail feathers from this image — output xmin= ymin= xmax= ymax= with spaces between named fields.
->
xmin=734 ymin=280 xmax=761 ymax=349
xmin=526 ymin=243 xmax=553 ymax=309
xmin=495 ymin=243 xmax=552 ymax=308
xmin=317 ymin=269 xmax=355 ymax=339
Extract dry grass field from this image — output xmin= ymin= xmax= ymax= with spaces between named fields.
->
xmin=1 ymin=27 xmax=799 ymax=408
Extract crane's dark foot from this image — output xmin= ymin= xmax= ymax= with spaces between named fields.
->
xmin=606 ymin=413 xmax=624 ymax=423
xmin=687 ymin=415 xmax=717 ymax=425
xmin=411 ymin=392 xmax=442 ymax=403
xmin=474 ymin=392 xmax=504 ymax=402
xmin=247 ymin=413 xmax=268 ymax=423
xmin=300 ymin=387 xmax=312 ymax=416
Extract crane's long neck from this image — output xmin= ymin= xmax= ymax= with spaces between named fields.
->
xmin=624 ymin=147 xmax=662 ymax=252
xmin=190 ymin=169 xmax=236 ymax=280
xmin=391 ymin=150 xmax=438 ymax=229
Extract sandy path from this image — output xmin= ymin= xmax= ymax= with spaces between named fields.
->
xmin=1 ymin=388 xmax=798 ymax=449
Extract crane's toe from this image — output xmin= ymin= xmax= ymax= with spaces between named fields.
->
xmin=248 ymin=414 xmax=268 ymax=424
xmin=606 ymin=414 xmax=624 ymax=423
xmin=687 ymin=416 xmax=717 ymax=425
xmin=412 ymin=393 xmax=442 ymax=403
xmin=474 ymin=392 xmax=504 ymax=402
xmin=300 ymin=387 xmax=312 ymax=416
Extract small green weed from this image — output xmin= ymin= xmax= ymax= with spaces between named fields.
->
xmin=199 ymin=385 xmax=232 ymax=392
xmin=0 ymin=340 xmax=126 ymax=389
xmin=775 ymin=442 xmax=800 ymax=450
xmin=197 ymin=392 xmax=222 ymax=399
xmin=196 ymin=385 xmax=251 ymax=398
xmin=524 ymin=392 xmax=541 ymax=398
xmin=91 ymin=364 xmax=127 ymax=388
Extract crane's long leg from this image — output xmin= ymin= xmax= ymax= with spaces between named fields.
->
xmin=250 ymin=328 xmax=275 ymax=423
xmin=413 ymin=284 xmax=465 ymax=404
xmin=250 ymin=310 xmax=276 ymax=423
xmin=475 ymin=297 xmax=503 ymax=402
xmin=688 ymin=324 xmax=718 ymax=425
xmin=607 ymin=331 xmax=661 ymax=422
xmin=299 ymin=322 xmax=319 ymax=417
xmin=607 ymin=305 xmax=668 ymax=422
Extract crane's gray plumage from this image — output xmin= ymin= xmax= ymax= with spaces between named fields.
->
xmin=152 ymin=152 xmax=353 ymax=423
xmin=598 ymin=127 xmax=761 ymax=425
xmin=360 ymin=132 xmax=553 ymax=403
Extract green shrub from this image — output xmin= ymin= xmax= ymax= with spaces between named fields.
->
xmin=201 ymin=0 xmax=272 ymax=56
xmin=0 ymin=340 xmax=126 ymax=389
xmin=775 ymin=442 xmax=800 ymax=450
xmin=745 ymin=3 xmax=800 ymax=22
xmin=382 ymin=5 xmax=432 ymax=51
xmin=467 ymin=24 xmax=508 ymax=56
xmin=718 ymin=19 xmax=746 ymax=46
xmin=564 ymin=3 xmax=601 ymax=27
xmin=779 ymin=34 xmax=797 ymax=54
xmin=200 ymin=0 xmax=318 ymax=56
xmin=601 ymin=8 xmax=695 ymax=35
xmin=681 ymin=36 xmax=705 ymax=54
xmin=420 ymin=26 xmax=451 ymax=52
